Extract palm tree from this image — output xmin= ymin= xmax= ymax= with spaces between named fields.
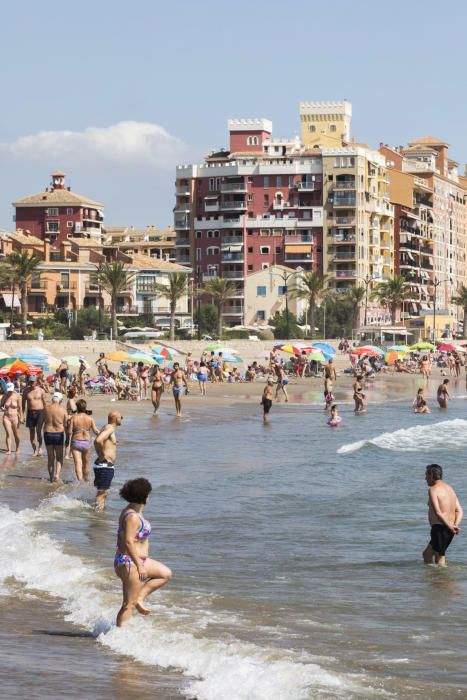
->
xmin=344 ymin=285 xmax=366 ymax=331
xmin=153 ymin=272 xmax=188 ymax=341
xmin=451 ymin=284 xmax=467 ymax=339
xmin=289 ymin=271 xmax=328 ymax=339
xmin=372 ymin=275 xmax=411 ymax=325
xmin=202 ymin=277 xmax=236 ymax=338
xmin=95 ymin=261 xmax=136 ymax=339
xmin=1 ymin=251 xmax=42 ymax=336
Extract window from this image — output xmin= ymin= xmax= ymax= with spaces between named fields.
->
xmin=209 ymin=178 xmax=215 ymax=191
xmin=248 ymin=194 xmax=253 ymax=202
xmin=264 ymin=176 xmax=269 ymax=188
xmin=207 ymin=246 xmax=219 ymax=256
xmin=278 ymin=285 xmax=287 ymax=296
xmin=48 ymin=208 xmax=58 ymax=216
xmin=261 ymin=263 xmax=269 ymax=270
xmin=275 ymin=246 xmax=281 ymax=253
xmin=330 ymin=124 xmax=336 ymax=132
xmin=276 ymin=176 xmax=282 ymax=187
xmin=47 ymin=221 xmax=59 ymax=232
xmin=256 ymin=310 xmax=266 ymax=321
xmin=206 ymin=265 xmax=218 ymax=276
xmin=263 ymin=194 xmax=269 ymax=207
xmin=247 ymin=264 xmax=253 ymax=271
xmin=260 ymin=246 xmax=270 ymax=254
xmin=67 ymin=221 xmax=73 ymax=228
xmin=289 ymin=176 xmax=294 ymax=187
xmin=60 ymin=272 xmax=69 ymax=288
xmin=196 ymin=248 xmax=202 ymax=261
xmin=257 ymin=286 xmax=266 ymax=296
xmin=248 ymin=246 xmax=253 ymax=253
xmin=213 ymin=230 xmax=219 ymax=238
xmin=247 ymin=136 xmax=258 ymax=146
xmin=195 ymin=231 xmax=202 ymax=239
xmin=66 ymin=208 xmax=73 ymax=215
xmin=31 ymin=272 xmax=41 ymax=287
xmin=309 ymin=125 xmax=316 ymax=132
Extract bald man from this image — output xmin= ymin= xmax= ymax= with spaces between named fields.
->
xmin=93 ymin=410 xmax=122 ymax=510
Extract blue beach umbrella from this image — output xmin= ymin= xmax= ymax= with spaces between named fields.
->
xmin=312 ymin=342 xmax=336 ymax=357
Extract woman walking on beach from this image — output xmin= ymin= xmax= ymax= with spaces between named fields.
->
xmin=114 ymin=478 xmax=172 ymax=626
xmin=274 ymin=363 xmax=289 ymax=402
xmin=67 ymin=399 xmax=99 ymax=481
xmin=1 ymin=382 xmax=23 ymax=454
xmin=150 ymin=365 xmax=164 ymax=414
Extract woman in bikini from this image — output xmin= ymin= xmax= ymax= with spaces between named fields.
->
xmin=150 ymin=365 xmax=164 ymax=414
xmin=1 ymin=382 xmax=23 ymax=453
xmin=114 ymin=478 xmax=172 ymax=626
xmin=67 ymin=398 xmax=99 ymax=481
xmin=137 ymin=362 xmax=149 ymax=400
xmin=353 ymin=375 xmax=366 ymax=413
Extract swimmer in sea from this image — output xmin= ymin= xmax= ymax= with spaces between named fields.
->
xmin=423 ymin=464 xmax=463 ymax=567
xmin=437 ymin=378 xmax=450 ymax=409
xmin=353 ymin=375 xmax=366 ymax=414
xmin=114 ymin=478 xmax=172 ymax=626
xmin=261 ymin=379 xmax=274 ymax=424
xmin=413 ymin=387 xmax=430 ymax=414
xmin=327 ymin=404 xmax=341 ymax=427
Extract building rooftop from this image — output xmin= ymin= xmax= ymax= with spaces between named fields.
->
xmin=13 ymin=189 xmax=103 ymax=208
xmin=126 ymin=253 xmax=190 ymax=272
xmin=9 ymin=230 xmax=44 ymax=247
xmin=408 ymin=136 xmax=449 ymax=147
xmin=68 ymin=237 xmax=105 ymax=248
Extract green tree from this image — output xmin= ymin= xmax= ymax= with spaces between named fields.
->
xmin=194 ymin=303 xmax=218 ymax=337
xmin=344 ymin=285 xmax=366 ymax=331
xmin=95 ymin=261 xmax=136 ymax=339
xmin=0 ymin=251 xmax=42 ymax=336
xmin=289 ymin=271 xmax=328 ymax=340
xmin=451 ymin=284 xmax=467 ymax=339
xmin=372 ymin=275 xmax=411 ymax=325
xmin=269 ymin=309 xmax=300 ymax=339
xmin=202 ymin=277 xmax=236 ymax=338
xmin=153 ymin=272 xmax=188 ymax=342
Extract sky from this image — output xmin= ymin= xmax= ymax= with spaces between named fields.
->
xmin=1 ymin=0 xmax=467 ymax=230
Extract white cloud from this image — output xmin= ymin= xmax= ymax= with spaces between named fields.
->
xmin=0 ymin=121 xmax=193 ymax=169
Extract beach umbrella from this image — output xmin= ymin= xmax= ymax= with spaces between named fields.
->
xmin=151 ymin=345 xmax=179 ymax=360
xmin=385 ymin=350 xmax=403 ymax=365
xmin=387 ymin=345 xmax=409 ymax=353
xmin=203 ymin=344 xmax=239 ymax=353
xmin=126 ymin=352 xmax=159 ymax=364
xmin=105 ymin=350 xmax=131 ymax=362
xmin=0 ymin=359 xmax=42 ymax=376
xmin=0 ymin=356 xmax=20 ymax=368
xmin=410 ymin=341 xmax=435 ymax=351
xmin=358 ymin=345 xmax=384 ymax=356
xmin=351 ymin=347 xmax=380 ymax=357
xmin=437 ymin=343 xmax=456 ymax=352
xmin=308 ymin=350 xmax=326 ymax=363
xmin=311 ymin=342 xmax=336 ymax=356
xmin=60 ymin=355 xmax=82 ymax=366
xmin=46 ymin=355 xmax=61 ymax=370
xmin=0 ymin=351 xmax=10 ymax=360
xmin=277 ymin=344 xmax=314 ymax=355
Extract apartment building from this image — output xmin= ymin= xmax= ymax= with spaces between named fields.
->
xmin=103 ymin=225 xmax=176 ymax=262
xmin=175 ymin=119 xmax=323 ymax=326
xmin=13 ymin=172 xmax=105 ymax=244
xmin=243 ymin=265 xmax=306 ymax=326
xmin=2 ymin=230 xmax=190 ymax=323
xmin=300 ymin=102 xmax=394 ymax=322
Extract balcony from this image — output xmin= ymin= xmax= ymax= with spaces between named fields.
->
xmin=205 ymin=201 xmax=220 ymax=212
xmin=332 ymin=217 xmax=356 ymax=226
xmin=85 ymin=283 xmax=100 ymax=294
xmin=174 ymin=203 xmax=190 ymax=213
xmin=176 ymin=237 xmax=190 ymax=247
xmin=333 ymin=197 xmax=356 ymax=208
xmin=223 ymin=270 xmax=244 ymax=279
xmin=202 ymin=273 xmax=219 ymax=281
xmin=221 ymin=235 xmax=243 ymax=247
xmin=114 ymin=306 xmax=139 ymax=315
xmin=222 ymin=252 xmax=244 ymax=262
xmin=30 ymin=280 xmax=47 ymax=290
xmin=177 ymin=256 xmax=190 ymax=265
xmin=296 ymin=182 xmax=318 ymax=191
xmin=136 ymin=283 xmax=157 ymax=294
xmin=220 ymin=181 xmax=247 ymax=193
xmin=328 ymin=232 xmax=356 ymax=243
xmin=174 ymin=216 xmax=189 ymax=229
xmin=286 ymin=235 xmax=313 ymax=244
xmin=223 ymin=305 xmax=243 ymax=316
xmin=56 ymin=282 xmax=77 ymax=291
xmin=334 ymin=181 xmax=356 ymax=190
xmin=334 ymin=269 xmax=357 ymax=278
xmin=176 ymin=184 xmax=191 ymax=195
xmin=285 ymin=254 xmax=313 ymax=263
xmin=332 ymin=250 xmax=355 ymax=260
xmin=220 ymin=200 xmax=247 ymax=211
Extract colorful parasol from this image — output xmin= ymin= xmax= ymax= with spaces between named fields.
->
xmin=308 ymin=350 xmax=326 ymax=362
xmin=0 ymin=359 xmax=43 ymax=376
xmin=385 ymin=350 xmax=404 ymax=365
xmin=105 ymin=350 xmax=131 ymax=362
xmin=410 ymin=341 xmax=435 ymax=351
xmin=351 ymin=347 xmax=380 ymax=357
xmin=151 ymin=345 xmax=178 ymax=360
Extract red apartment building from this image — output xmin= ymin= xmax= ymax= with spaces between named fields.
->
xmin=175 ymin=119 xmax=323 ymax=325
xmin=13 ymin=172 xmax=105 ymax=246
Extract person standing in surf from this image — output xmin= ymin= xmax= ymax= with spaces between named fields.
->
xmin=437 ymin=379 xmax=450 ymax=408
xmin=94 ymin=411 xmax=122 ymax=510
xmin=114 ymin=478 xmax=172 ymax=626
xmin=22 ymin=376 xmax=47 ymax=457
xmin=261 ymin=379 xmax=274 ymax=424
xmin=150 ymin=365 xmax=164 ymax=414
xmin=43 ymin=392 xmax=67 ymax=482
xmin=170 ymin=362 xmax=188 ymax=417
xmin=423 ymin=464 xmax=463 ymax=567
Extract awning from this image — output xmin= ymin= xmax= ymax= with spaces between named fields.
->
xmin=284 ymin=244 xmax=312 ymax=253
xmin=204 ymin=195 xmax=219 ymax=200
xmin=225 ymin=244 xmax=243 ymax=252
xmin=2 ymin=293 xmax=20 ymax=308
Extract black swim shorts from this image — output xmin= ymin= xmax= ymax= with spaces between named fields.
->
xmin=430 ymin=524 xmax=454 ymax=556
xmin=262 ymin=398 xmax=272 ymax=414
xmin=94 ymin=461 xmax=115 ymax=491
xmin=44 ymin=431 xmax=65 ymax=446
xmin=26 ymin=409 xmax=43 ymax=429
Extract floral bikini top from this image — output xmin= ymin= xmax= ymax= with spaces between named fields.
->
xmin=118 ymin=510 xmax=152 ymax=543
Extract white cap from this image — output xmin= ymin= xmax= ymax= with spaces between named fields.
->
xmin=79 ymin=356 xmax=85 ymax=361
xmin=6 ymin=382 xmax=15 ymax=392
xmin=52 ymin=391 xmax=63 ymax=402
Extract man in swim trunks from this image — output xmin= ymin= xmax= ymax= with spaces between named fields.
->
xmin=423 ymin=464 xmax=463 ymax=567
xmin=170 ymin=362 xmax=188 ymax=417
xmin=437 ymin=379 xmax=450 ymax=408
xmin=94 ymin=410 xmax=122 ymax=510
xmin=43 ymin=392 xmax=67 ymax=482
xmin=261 ymin=380 xmax=274 ymax=424
xmin=324 ymin=359 xmax=336 ymax=382
xmin=22 ymin=376 xmax=47 ymax=456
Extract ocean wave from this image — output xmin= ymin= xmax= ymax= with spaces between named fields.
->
xmin=0 ymin=501 xmax=372 ymax=700
xmin=337 ymin=419 xmax=467 ymax=455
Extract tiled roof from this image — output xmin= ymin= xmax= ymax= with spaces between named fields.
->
xmin=126 ymin=253 xmax=190 ymax=272
xmin=13 ymin=189 xmax=103 ymax=207
xmin=408 ymin=136 xmax=448 ymax=146
xmin=68 ymin=237 xmax=104 ymax=248
xmin=9 ymin=230 xmax=44 ymax=247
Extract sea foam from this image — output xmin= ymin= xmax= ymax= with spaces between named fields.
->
xmin=338 ymin=418 xmax=467 ymax=455
xmin=0 ymin=500 xmax=370 ymax=700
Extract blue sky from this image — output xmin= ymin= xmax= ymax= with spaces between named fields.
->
xmin=1 ymin=0 xmax=466 ymax=229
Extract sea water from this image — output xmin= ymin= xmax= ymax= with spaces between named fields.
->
xmin=1 ymin=396 xmax=467 ymax=699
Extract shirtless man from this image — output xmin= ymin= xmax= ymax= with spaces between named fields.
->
xmin=150 ymin=365 xmax=164 ymax=414
xmin=437 ymin=378 xmax=450 ymax=408
xmin=22 ymin=376 xmax=47 ymax=456
xmin=261 ymin=379 xmax=274 ymax=424
xmin=423 ymin=464 xmax=463 ymax=567
xmin=43 ymin=392 xmax=68 ymax=482
xmin=170 ymin=362 xmax=188 ymax=417
xmin=94 ymin=410 xmax=122 ymax=510
xmin=324 ymin=359 xmax=337 ymax=382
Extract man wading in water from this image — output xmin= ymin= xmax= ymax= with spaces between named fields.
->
xmin=423 ymin=464 xmax=463 ymax=567
xmin=170 ymin=362 xmax=188 ymax=417
xmin=94 ymin=411 xmax=122 ymax=510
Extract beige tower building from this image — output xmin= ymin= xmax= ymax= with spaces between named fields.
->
xmin=300 ymin=101 xmax=352 ymax=148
